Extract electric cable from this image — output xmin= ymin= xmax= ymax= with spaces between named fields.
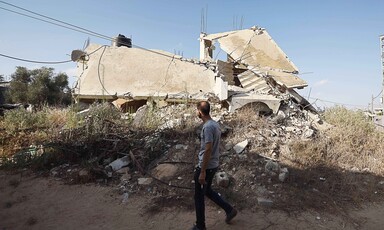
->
xmin=372 ymin=89 xmax=383 ymax=100
xmin=0 ymin=53 xmax=71 ymax=64
xmin=97 ymin=46 xmax=113 ymax=96
xmin=308 ymin=96 xmax=366 ymax=108
xmin=0 ymin=6 xmax=112 ymax=41
xmin=0 ymin=1 xmax=112 ymax=41
xmin=0 ymin=3 xmax=180 ymax=60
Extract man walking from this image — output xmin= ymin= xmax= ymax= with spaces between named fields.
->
xmin=192 ymin=101 xmax=237 ymax=230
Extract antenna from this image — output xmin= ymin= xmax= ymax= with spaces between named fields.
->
xmin=205 ymin=4 xmax=208 ymax=33
xmin=200 ymin=8 xmax=204 ymax=33
xmin=200 ymin=6 xmax=208 ymax=33
xmin=83 ymin=37 xmax=90 ymax=50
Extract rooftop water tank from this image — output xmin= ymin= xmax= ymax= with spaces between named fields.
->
xmin=113 ymin=34 xmax=132 ymax=48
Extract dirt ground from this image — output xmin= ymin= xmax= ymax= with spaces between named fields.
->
xmin=1 ymin=171 xmax=384 ymax=230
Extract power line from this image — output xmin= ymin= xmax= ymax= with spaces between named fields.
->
xmin=0 ymin=6 xmax=111 ymax=41
xmin=0 ymin=53 xmax=71 ymax=64
xmin=308 ymin=96 xmax=366 ymax=108
xmin=0 ymin=2 xmax=178 ymax=60
xmin=0 ymin=1 xmax=112 ymax=41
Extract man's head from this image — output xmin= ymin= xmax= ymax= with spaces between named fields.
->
xmin=196 ymin=101 xmax=210 ymax=119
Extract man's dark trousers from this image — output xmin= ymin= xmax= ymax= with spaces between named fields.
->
xmin=194 ymin=167 xmax=233 ymax=229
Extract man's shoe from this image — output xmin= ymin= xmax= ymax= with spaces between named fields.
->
xmin=190 ymin=225 xmax=206 ymax=230
xmin=225 ymin=208 xmax=238 ymax=224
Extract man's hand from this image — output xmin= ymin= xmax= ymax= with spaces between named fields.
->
xmin=198 ymin=170 xmax=206 ymax=187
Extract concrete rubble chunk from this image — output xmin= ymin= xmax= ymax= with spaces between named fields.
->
xmin=279 ymin=167 xmax=289 ymax=182
xmin=220 ymin=124 xmax=232 ymax=135
xmin=303 ymin=127 xmax=315 ymax=139
xmin=120 ymin=174 xmax=132 ymax=182
xmin=116 ymin=167 xmax=130 ymax=174
xmin=175 ymin=144 xmax=188 ymax=150
xmin=122 ymin=192 xmax=129 ymax=204
xmin=152 ymin=164 xmax=178 ymax=180
xmin=138 ymin=178 xmax=153 ymax=185
xmin=131 ymin=105 xmax=148 ymax=127
xmin=273 ymin=110 xmax=286 ymax=124
xmin=108 ymin=156 xmax=130 ymax=171
xmin=265 ymin=160 xmax=280 ymax=174
xmin=233 ymin=140 xmax=248 ymax=154
xmin=216 ymin=171 xmax=230 ymax=188
xmin=257 ymin=197 xmax=273 ymax=207
xmin=285 ymin=126 xmax=296 ymax=132
xmin=224 ymin=143 xmax=233 ymax=151
xmin=78 ymin=169 xmax=89 ymax=177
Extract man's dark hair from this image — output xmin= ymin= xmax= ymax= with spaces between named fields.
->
xmin=197 ymin=101 xmax=210 ymax=115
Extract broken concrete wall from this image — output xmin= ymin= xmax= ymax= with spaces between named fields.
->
xmin=73 ymin=44 xmax=224 ymax=102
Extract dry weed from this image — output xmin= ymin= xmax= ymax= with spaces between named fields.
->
xmin=289 ymin=106 xmax=384 ymax=174
xmin=45 ymin=107 xmax=69 ymax=129
xmin=226 ymin=106 xmax=270 ymax=145
xmin=281 ymin=106 xmax=384 ymax=212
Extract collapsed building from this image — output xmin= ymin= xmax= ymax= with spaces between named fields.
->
xmin=72 ymin=26 xmax=316 ymax=113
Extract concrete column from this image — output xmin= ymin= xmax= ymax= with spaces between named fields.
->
xmin=199 ymin=33 xmax=212 ymax=61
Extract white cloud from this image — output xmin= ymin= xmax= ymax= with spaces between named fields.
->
xmin=314 ymin=79 xmax=329 ymax=86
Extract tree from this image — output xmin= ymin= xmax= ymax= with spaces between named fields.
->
xmin=8 ymin=66 xmax=72 ymax=106
xmin=0 ymin=74 xmax=4 ymax=81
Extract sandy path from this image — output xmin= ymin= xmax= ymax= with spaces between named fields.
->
xmin=1 ymin=171 xmax=383 ymax=230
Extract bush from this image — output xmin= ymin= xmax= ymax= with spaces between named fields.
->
xmin=84 ymin=103 xmax=122 ymax=137
xmin=290 ymin=106 xmax=384 ymax=175
xmin=3 ymin=108 xmax=48 ymax=133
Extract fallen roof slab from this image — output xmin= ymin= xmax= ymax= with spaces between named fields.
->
xmin=262 ymin=70 xmax=308 ymax=89
xmin=204 ymin=27 xmax=299 ymax=73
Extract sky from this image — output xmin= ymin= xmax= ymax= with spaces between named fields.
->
xmin=1 ymin=0 xmax=384 ymax=110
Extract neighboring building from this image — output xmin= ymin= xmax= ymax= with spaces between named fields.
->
xmin=72 ymin=26 xmax=315 ymax=113
xmin=372 ymin=108 xmax=384 ymax=130
xmin=0 ymin=81 xmax=10 ymax=104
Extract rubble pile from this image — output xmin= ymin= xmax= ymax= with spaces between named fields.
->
xmin=109 ymin=101 xmax=328 ymax=209
xmin=1 ymin=101 xmax=330 ymax=211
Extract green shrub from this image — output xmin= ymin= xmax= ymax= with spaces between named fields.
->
xmin=3 ymin=108 xmax=47 ymax=133
xmin=85 ymin=103 xmax=122 ymax=136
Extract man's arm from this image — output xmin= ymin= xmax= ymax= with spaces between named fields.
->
xmin=198 ymin=142 xmax=212 ymax=185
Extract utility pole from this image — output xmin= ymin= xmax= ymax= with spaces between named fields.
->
xmin=380 ymin=35 xmax=384 ymax=108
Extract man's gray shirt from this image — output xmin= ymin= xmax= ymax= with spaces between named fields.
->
xmin=198 ymin=119 xmax=221 ymax=169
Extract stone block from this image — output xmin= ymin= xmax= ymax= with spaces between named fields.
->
xmin=138 ymin=177 xmax=153 ymax=185
xmin=233 ymin=140 xmax=248 ymax=154
xmin=257 ymin=197 xmax=273 ymax=207
xmin=216 ymin=171 xmax=230 ymax=188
